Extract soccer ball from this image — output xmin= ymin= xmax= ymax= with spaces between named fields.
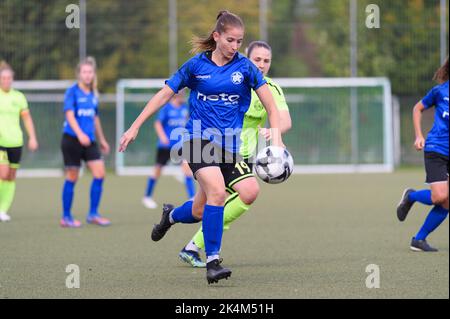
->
xmin=254 ymin=146 xmax=294 ymax=184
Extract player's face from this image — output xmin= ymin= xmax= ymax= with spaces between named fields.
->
xmin=0 ymin=70 xmax=13 ymax=91
xmin=249 ymin=46 xmax=272 ymax=76
xmin=214 ymin=27 xmax=244 ymax=60
xmin=78 ymin=64 xmax=95 ymax=87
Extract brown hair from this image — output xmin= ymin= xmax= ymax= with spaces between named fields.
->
xmin=246 ymin=40 xmax=272 ymax=58
xmin=433 ymin=56 xmax=449 ymax=84
xmin=190 ymin=10 xmax=244 ymax=54
xmin=0 ymin=61 xmax=14 ymax=77
xmin=76 ymin=56 xmax=99 ymax=96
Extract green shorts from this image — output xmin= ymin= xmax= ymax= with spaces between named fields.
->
xmin=224 ymin=158 xmax=254 ymax=195
xmin=0 ymin=146 xmax=23 ymax=169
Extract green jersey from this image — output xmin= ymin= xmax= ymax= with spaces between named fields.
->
xmin=240 ymin=77 xmax=289 ymax=158
xmin=0 ymin=88 xmax=28 ymax=147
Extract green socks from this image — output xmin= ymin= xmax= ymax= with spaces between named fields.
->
xmin=193 ymin=193 xmax=250 ymax=250
xmin=0 ymin=180 xmax=16 ymax=213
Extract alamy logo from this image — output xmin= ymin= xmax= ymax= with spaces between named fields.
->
xmin=231 ymin=72 xmax=243 ymax=85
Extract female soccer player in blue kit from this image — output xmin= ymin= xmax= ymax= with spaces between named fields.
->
xmin=60 ymin=57 xmax=111 ymax=228
xmin=397 ymin=57 xmax=449 ymax=252
xmin=120 ymin=10 xmax=284 ymax=284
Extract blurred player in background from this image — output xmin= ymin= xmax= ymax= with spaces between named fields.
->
xmin=397 ymin=57 xmax=449 ymax=252
xmin=179 ymin=40 xmax=292 ymax=267
xmin=142 ymin=91 xmax=195 ymax=209
xmin=120 ymin=11 xmax=284 ymax=284
xmin=60 ymin=57 xmax=111 ymax=228
xmin=0 ymin=61 xmax=39 ymax=222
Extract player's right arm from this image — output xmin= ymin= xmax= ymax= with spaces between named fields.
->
xmin=119 ymin=85 xmax=175 ymax=152
xmin=65 ymin=110 xmax=91 ymax=147
xmin=154 ymin=121 xmax=169 ymax=146
xmin=413 ymin=86 xmax=436 ymax=151
xmin=412 ymin=101 xmax=426 ymax=151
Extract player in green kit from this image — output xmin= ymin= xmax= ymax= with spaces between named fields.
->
xmin=0 ymin=61 xmax=39 ymax=222
xmin=178 ymin=41 xmax=292 ymax=267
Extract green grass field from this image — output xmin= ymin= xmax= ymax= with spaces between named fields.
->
xmin=0 ymin=170 xmax=448 ymax=299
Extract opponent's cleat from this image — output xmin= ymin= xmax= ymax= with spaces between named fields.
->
xmin=397 ymin=188 xmax=416 ymax=222
xmin=86 ymin=214 xmax=111 ymax=226
xmin=151 ymin=204 xmax=174 ymax=241
xmin=206 ymin=259 xmax=232 ymax=284
xmin=0 ymin=212 xmax=11 ymax=222
xmin=60 ymin=217 xmax=82 ymax=228
xmin=142 ymin=197 xmax=158 ymax=209
xmin=410 ymin=238 xmax=438 ymax=252
xmin=179 ymin=248 xmax=206 ymax=268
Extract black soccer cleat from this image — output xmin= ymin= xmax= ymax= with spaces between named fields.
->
xmin=410 ymin=237 xmax=438 ymax=252
xmin=206 ymin=259 xmax=232 ymax=284
xmin=397 ymin=188 xmax=416 ymax=222
xmin=151 ymin=204 xmax=174 ymax=242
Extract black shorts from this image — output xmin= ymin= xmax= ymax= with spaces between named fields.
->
xmin=155 ymin=147 xmax=183 ymax=166
xmin=155 ymin=148 xmax=171 ymax=166
xmin=424 ymin=151 xmax=449 ymax=184
xmin=182 ymin=139 xmax=254 ymax=192
xmin=0 ymin=146 xmax=23 ymax=168
xmin=61 ymin=134 xmax=102 ymax=168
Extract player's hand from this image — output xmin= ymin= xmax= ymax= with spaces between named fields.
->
xmin=258 ymin=127 xmax=271 ymax=141
xmin=100 ymin=139 xmax=110 ymax=155
xmin=119 ymin=127 xmax=139 ymax=152
xmin=161 ymin=136 xmax=170 ymax=146
xmin=77 ymin=133 xmax=91 ymax=147
xmin=414 ymin=136 xmax=425 ymax=151
xmin=28 ymin=138 xmax=39 ymax=152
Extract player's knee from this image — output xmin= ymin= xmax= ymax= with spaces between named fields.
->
xmin=207 ymin=188 xmax=227 ymax=206
xmin=432 ymin=191 xmax=448 ymax=205
xmin=192 ymin=204 xmax=204 ymax=219
xmin=239 ymin=185 xmax=260 ymax=205
xmin=65 ymin=170 xmax=79 ymax=182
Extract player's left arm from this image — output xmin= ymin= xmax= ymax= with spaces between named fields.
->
xmin=94 ymin=116 xmax=110 ymax=155
xmin=255 ymin=84 xmax=284 ymax=148
xmin=20 ymin=109 xmax=38 ymax=152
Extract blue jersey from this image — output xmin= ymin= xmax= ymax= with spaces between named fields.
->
xmin=422 ymin=81 xmax=449 ymax=157
xmin=63 ymin=83 xmax=98 ymax=142
xmin=165 ymin=51 xmax=266 ymax=153
xmin=157 ymin=102 xmax=189 ymax=149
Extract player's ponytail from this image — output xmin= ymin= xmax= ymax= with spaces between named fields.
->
xmin=76 ymin=56 xmax=99 ymax=97
xmin=0 ymin=60 xmax=14 ymax=76
xmin=190 ymin=10 xmax=244 ymax=54
xmin=433 ymin=56 xmax=449 ymax=84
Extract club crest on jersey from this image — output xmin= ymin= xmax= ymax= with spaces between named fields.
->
xmin=231 ymin=72 xmax=243 ymax=85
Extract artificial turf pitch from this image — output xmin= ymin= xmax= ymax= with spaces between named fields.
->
xmin=0 ymin=170 xmax=448 ymax=298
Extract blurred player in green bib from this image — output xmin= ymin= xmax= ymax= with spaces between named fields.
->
xmin=0 ymin=61 xmax=39 ymax=222
xmin=179 ymin=41 xmax=292 ymax=267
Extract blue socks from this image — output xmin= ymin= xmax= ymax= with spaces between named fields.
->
xmin=415 ymin=205 xmax=449 ymax=240
xmin=202 ymin=205 xmax=224 ymax=257
xmin=170 ymin=200 xmax=199 ymax=224
xmin=89 ymin=178 xmax=104 ymax=216
xmin=185 ymin=176 xmax=195 ymax=198
xmin=409 ymin=190 xmax=433 ymax=206
xmin=145 ymin=177 xmax=157 ymax=197
xmin=62 ymin=180 xmax=75 ymax=219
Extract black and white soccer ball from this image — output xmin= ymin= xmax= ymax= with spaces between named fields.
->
xmin=255 ymin=146 xmax=294 ymax=184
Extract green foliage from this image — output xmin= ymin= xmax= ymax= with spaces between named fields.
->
xmin=0 ymin=0 xmax=448 ymax=95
